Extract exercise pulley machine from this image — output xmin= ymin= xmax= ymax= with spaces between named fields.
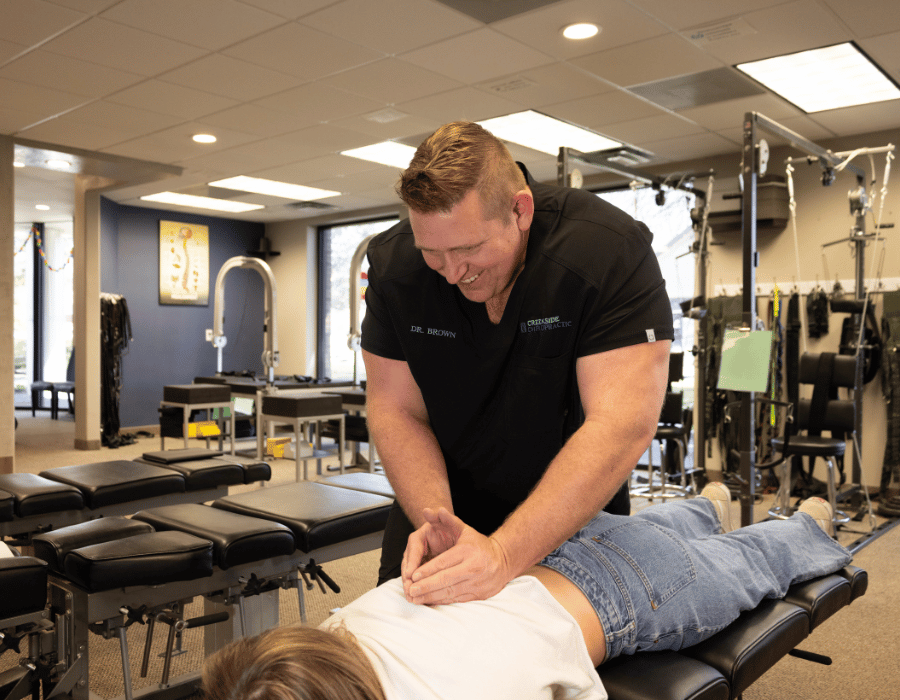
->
xmin=556 ymin=146 xmax=716 ymax=479
xmin=738 ymin=111 xmax=893 ymax=527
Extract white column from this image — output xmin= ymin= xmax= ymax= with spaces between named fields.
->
xmin=0 ymin=136 xmax=13 ymax=473
xmin=73 ymin=177 xmax=103 ymax=450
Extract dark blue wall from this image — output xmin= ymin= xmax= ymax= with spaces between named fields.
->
xmin=100 ymin=198 xmax=266 ymax=427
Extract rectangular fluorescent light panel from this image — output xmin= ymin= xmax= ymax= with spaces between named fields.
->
xmin=140 ymin=192 xmax=263 ymax=213
xmin=209 ymin=175 xmax=340 ymax=201
xmin=736 ymin=42 xmax=900 ymax=113
xmin=477 ymin=110 xmax=621 ymax=155
xmin=342 ymin=142 xmax=417 ymax=168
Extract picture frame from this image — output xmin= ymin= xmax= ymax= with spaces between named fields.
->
xmin=158 ymin=220 xmax=210 ymax=306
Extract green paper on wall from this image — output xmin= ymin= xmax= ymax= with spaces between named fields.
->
xmin=717 ymin=329 xmax=774 ymax=392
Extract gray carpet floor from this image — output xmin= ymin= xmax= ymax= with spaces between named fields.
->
xmin=5 ymin=413 xmax=899 ymax=699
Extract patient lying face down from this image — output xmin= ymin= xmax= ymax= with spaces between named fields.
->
xmin=202 ymin=490 xmax=851 ymax=700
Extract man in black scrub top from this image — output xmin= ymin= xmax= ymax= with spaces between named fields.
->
xmin=362 ymin=121 xmax=673 ymax=606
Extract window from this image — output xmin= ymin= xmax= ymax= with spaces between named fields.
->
xmin=13 ymin=221 xmax=74 ymax=411
xmin=317 ymin=218 xmax=398 ymax=382
xmin=595 ymin=187 xmax=697 ymax=402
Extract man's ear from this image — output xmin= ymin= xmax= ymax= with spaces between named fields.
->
xmin=513 ymin=189 xmax=534 ymax=231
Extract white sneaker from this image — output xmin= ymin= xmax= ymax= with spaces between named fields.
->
xmin=700 ymin=482 xmax=733 ymax=533
xmin=798 ymin=497 xmax=835 ymax=537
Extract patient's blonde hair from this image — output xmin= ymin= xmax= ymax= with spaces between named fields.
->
xmin=202 ymin=626 xmax=386 ymax=700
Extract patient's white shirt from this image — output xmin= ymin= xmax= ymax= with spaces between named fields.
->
xmin=320 ymin=576 xmax=607 ymax=700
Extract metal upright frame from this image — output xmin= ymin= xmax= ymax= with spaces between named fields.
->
xmin=557 ymin=147 xmax=715 ymax=480
xmin=739 ymin=112 xmax=868 ymax=526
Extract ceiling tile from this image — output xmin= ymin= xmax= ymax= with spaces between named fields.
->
xmin=545 ymin=89 xmax=667 ymax=131
xmin=41 ymin=17 xmax=207 ymax=76
xmin=253 ymin=154 xmax=383 ymax=183
xmin=862 ymin=31 xmax=900 ymax=82
xmin=331 ymin=111 xmax=442 ymax=141
xmin=254 ymin=82 xmax=384 ymax=125
xmin=0 ymin=38 xmax=28 ymax=64
xmin=492 ymin=0 xmax=667 ymax=60
xmin=572 ymin=33 xmax=721 ymax=88
xmin=692 ymin=0 xmax=851 ymax=65
xmin=716 ymin=114 xmax=838 ymax=149
xmin=400 ymin=28 xmax=554 ymax=84
xmin=802 ymin=99 xmax=900 ymax=137
xmin=640 ymin=131 xmax=739 ymax=162
xmin=106 ymin=80 xmax=239 ymax=120
xmin=159 ymin=54 xmax=304 ymax=101
xmin=223 ymin=22 xmax=383 ymax=81
xmin=197 ymin=103 xmax=316 ymax=137
xmin=0 ymin=77 xmax=90 ymax=130
xmin=323 ymin=58 xmax=463 ymax=104
xmin=299 ymin=0 xmax=481 ymax=55
xmin=102 ymin=121 xmax=261 ymax=163
xmin=823 ymin=0 xmax=900 ymax=39
xmin=308 ymin=167 xmax=403 ymax=194
xmin=602 ymin=113 xmax=705 ymax=146
xmin=237 ymin=0 xmax=338 ymax=19
xmin=17 ymin=101 xmax=183 ymax=150
xmin=482 ymin=63 xmax=609 ymax=108
xmin=100 ymin=0 xmax=284 ymax=50
xmin=0 ymin=0 xmax=86 ymax=45
xmin=43 ymin=0 xmax=121 ymax=11
xmin=677 ymin=94 xmax=804 ymax=132
xmin=627 ymin=0 xmax=788 ymax=32
xmin=0 ymin=104 xmax=52 ymax=134
xmin=0 ymin=49 xmax=142 ymax=98
xmin=397 ymin=86 xmax=522 ymax=123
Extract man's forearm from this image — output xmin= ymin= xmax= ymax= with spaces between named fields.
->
xmin=367 ymin=409 xmax=453 ymax=529
xmin=491 ymin=413 xmax=655 ymax=577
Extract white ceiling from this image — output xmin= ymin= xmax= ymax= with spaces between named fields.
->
xmin=5 ymin=0 xmax=900 ymax=224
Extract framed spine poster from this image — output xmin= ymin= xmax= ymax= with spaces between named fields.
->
xmin=159 ymin=221 xmax=209 ymax=305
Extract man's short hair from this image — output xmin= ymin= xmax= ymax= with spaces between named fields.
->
xmin=397 ymin=121 xmax=527 ymax=221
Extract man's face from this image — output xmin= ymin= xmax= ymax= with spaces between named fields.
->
xmin=410 ymin=188 xmax=530 ymax=305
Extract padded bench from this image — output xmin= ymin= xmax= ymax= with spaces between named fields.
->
xmin=0 ymin=450 xmax=267 ymax=542
xmin=597 ymin=566 xmax=868 ymax=700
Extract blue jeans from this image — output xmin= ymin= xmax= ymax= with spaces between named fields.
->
xmin=539 ymin=499 xmax=852 ymax=661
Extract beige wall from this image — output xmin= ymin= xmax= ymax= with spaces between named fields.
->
xmin=1 ymin=137 xmax=14 ymax=473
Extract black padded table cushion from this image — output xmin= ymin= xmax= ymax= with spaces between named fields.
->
xmin=261 ymin=392 xmax=342 ymax=418
xmin=0 ymin=556 xmax=48 ymax=619
xmin=64 ymin=531 xmax=214 ymax=592
xmin=136 ymin=458 xmax=244 ymax=490
xmin=321 ymin=473 xmax=396 ymax=499
xmin=142 ymin=448 xmax=224 ymax=464
xmin=32 ymin=517 xmax=154 ymax=573
xmin=39 ymin=461 xmax=186 ymax=508
xmin=218 ymin=454 xmax=271 ymax=483
xmin=163 ymin=383 xmax=231 ymax=404
xmin=0 ymin=489 xmax=16 ymax=521
xmin=212 ymin=481 xmax=391 ymax=552
xmin=0 ymin=473 xmax=84 ymax=517
xmin=133 ymin=504 xmax=295 ymax=569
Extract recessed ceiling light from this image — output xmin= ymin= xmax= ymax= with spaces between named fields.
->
xmin=476 ymin=110 xmax=621 ymax=156
xmin=562 ymin=23 xmax=599 ymax=40
xmin=736 ymin=42 xmax=900 ymax=113
xmin=140 ymin=192 xmax=263 ymax=213
xmin=46 ymin=159 xmax=71 ymax=168
xmin=342 ymin=142 xmax=417 ymax=168
xmin=209 ymin=175 xmax=340 ymax=201
xmin=192 ymin=134 xmax=217 ymax=144
xmin=35 ymin=204 xmax=50 ymax=211
xmin=13 ymin=161 xmax=25 ymax=168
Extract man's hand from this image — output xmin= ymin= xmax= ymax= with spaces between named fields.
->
xmin=401 ymin=508 xmax=513 ymax=605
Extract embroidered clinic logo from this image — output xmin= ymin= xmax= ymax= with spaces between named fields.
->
xmin=520 ymin=316 xmax=572 ymax=333
xmin=410 ymin=325 xmax=457 ymax=338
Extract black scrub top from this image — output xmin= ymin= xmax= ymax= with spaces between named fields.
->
xmin=362 ymin=166 xmax=674 ymax=534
